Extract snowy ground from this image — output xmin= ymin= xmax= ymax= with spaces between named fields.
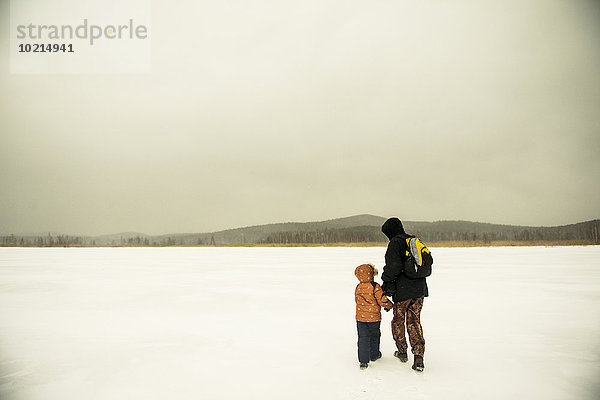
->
xmin=0 ymin=246 xmax=599 ymax=400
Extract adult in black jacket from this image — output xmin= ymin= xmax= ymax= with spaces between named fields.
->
xmin=381 ymin=217 xmax=427 ymax=372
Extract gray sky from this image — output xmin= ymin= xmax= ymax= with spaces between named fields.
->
xmin=1 ymin=0 xmax=599 ymax=235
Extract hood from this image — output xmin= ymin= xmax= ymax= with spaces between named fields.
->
xmin=381 ymin=217 xmax=405 ymax=240
xmin=355 ymin=264 xmax=375 ymax=283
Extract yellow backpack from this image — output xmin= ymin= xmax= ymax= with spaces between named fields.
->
xmin=403 ymin=237 xmax=433 ymax=279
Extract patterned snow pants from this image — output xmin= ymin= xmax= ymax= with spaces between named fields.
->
xmin=391 ymin=297 xmax=425 ymax=357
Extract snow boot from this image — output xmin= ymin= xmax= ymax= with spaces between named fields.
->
xmin=412 ymin=356 xmax=424 ymax=372
xmin=359 ymin=363 xmax=369 ymax=370
xmin=394 ymin=351 xmax=408 ymax=362
xmin=370 ymin=351 xmax=382 ymax=362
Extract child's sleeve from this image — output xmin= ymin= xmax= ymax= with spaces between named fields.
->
xmin=374 ymin=283 xmax=393 ymax=310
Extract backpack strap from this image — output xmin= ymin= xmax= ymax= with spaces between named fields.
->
xmin=395 ymin=233 xmax=412 ymax=257
xmin=370 ymin=281 xmax=388 ymax=305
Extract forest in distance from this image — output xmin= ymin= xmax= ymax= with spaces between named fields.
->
xmin=1 ymin=215 xmax=599 ymax=247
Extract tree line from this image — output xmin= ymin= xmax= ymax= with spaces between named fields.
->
xmin=1 ymin=220 xmax=598 ymax=247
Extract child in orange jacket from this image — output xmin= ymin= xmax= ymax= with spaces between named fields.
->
xmin=355 ymin=263 xmax=393 ymax=369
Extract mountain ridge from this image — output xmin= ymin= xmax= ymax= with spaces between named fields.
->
xmin=2 ymin=215 xmax=598 ymax=246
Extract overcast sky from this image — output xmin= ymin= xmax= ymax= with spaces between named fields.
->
xmin=1 ymin=0 xmax=599 ymax=235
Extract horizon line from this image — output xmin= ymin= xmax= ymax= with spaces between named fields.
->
xmin=1 ymin=214 xmax=599 ymax=238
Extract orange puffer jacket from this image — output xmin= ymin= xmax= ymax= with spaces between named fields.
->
xmin=355 ymin=264 xmax=393 ymax=322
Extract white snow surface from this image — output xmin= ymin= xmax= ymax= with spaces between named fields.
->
xmin=0 ymin=246 xmax=599 ymax=400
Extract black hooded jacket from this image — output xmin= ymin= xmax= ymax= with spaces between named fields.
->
xmin=380 ymin=217 xmax=429 ymax=302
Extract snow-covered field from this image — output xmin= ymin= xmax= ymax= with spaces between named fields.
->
xmin=0 ymin=246 xmax=599 ymax=400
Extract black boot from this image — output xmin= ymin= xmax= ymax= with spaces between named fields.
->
xmin=359 ymin=362 xmax=369 ymax=370
xmin=412 ymin=356 xmax=424 ymax=372
xmin=370 ymin=351 xmax=382 ymax=362
xmin=394 ymin=351 xmax=408 ymax=362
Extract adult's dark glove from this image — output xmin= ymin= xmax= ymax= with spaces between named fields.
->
xmin=382 ymin=280 xmax=396 ymax=297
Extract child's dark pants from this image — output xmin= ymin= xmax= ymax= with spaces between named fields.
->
xmin=356 ymin=321 xmax=381 ymax=363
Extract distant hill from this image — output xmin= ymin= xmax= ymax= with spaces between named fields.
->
xmin=102 ymin=215 xmax=600 ymax=246
xmin=150 ymin=214 xmax=387 ymax=245
xmin=1 ymin=215 xmax=598 ymax=246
